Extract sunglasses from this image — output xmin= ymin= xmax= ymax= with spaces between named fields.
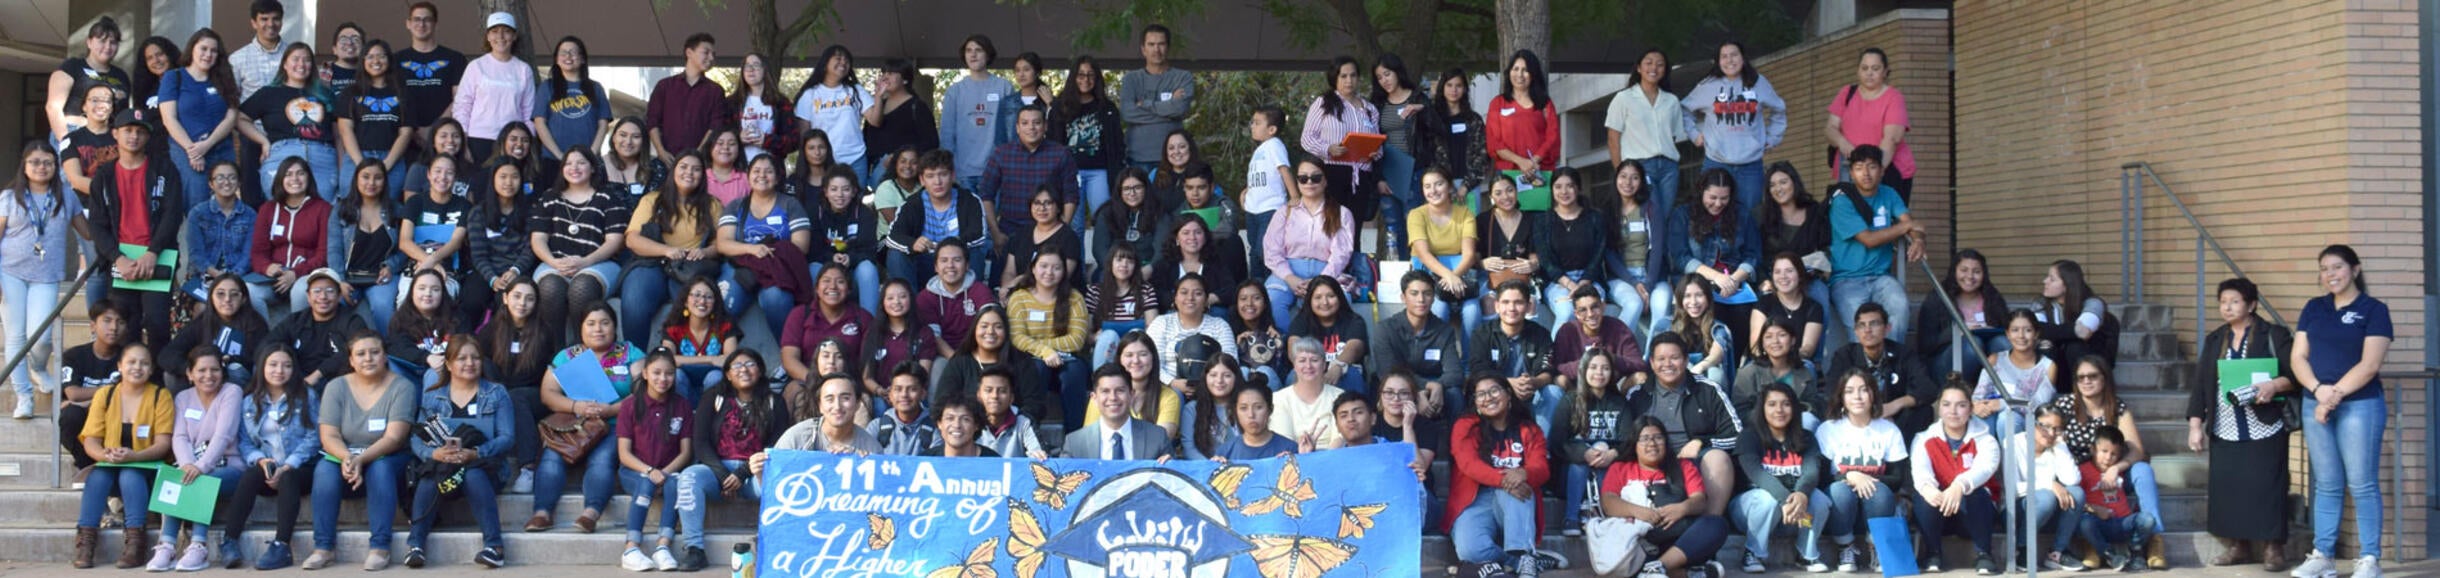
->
xmin=1295 ymin=174 xmax=1327 ymax=184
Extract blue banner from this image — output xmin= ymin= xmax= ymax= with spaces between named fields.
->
xmin=755 ymin=443 xmax=1425 ymax=578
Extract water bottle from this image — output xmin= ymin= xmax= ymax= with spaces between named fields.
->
xmin=731 ymin=543 xmax=754 ymax=578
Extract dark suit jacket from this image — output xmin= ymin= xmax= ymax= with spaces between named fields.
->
xmin=1063 ymin=418 xmax=1168 ymax=460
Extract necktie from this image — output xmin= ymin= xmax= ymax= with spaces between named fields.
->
xmin=1110 ymin=432 xmax=1126 ymax=460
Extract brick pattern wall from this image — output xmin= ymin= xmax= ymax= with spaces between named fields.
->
xmin=1955 ymin=0 xmax=2427 ymax=559
xmin=1753 ymin=13 xmax=1954 ymax=292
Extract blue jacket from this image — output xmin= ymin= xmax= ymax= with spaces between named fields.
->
xmin=238 ymin=389 xmax=321 ymax=470
xmin=411 ymin=381 xmax=517 ymax=461
xmin=1662 ymin=202 xmax=1762 ymax=283
xmin=325 ymin=203 xmax=406 ymax=279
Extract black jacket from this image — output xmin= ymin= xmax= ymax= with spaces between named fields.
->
xmin=269 ymin=312 xmax=373 ymax=386
xmin=1912 ymin=289 xmax=2009 ymax=368
xmin=690 ymin=389 xmax=792 ymax=483
xmin=2186 ymin=317 xmax=2296 ymax=437
xmin=885 ymin=189 xmax=992 ymax=257
xmin=1623 ymin=377 xmax=1744 ymax=452
xmin=811 ymin=201 xmax=881 ymax=267
xmin=1825 ymin=341 xmax=1937 ymax=432
xmin=86 ymin=151 xmax=185 ymax=275
xmin=1466 ymin=319 xmax=1555 ymax=381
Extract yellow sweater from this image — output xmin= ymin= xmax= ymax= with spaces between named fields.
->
xmin=1008 ymin=288 xmax=1090 ymax=360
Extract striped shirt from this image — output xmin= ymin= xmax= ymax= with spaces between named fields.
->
xmin=529 ymin=190 xmax=632 ymax=260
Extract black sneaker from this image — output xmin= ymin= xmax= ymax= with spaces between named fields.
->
xmin=677 ymin=547 xmax=709 ymax=572
xmin=1975 ymin=551 xmax=1999 ymax=575
xmin=1922 ymin=557 xmax=1943 ymax=573
xmin=475 ymin=547 xmax=504 ymax=569
xmin=1463 ymin=561 xmax=1513 ymax=578
xmin=403 ymin=548 xmax=427 ymax=569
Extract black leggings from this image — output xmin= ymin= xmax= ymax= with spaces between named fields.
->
xmin=57 ymin=403 xmax=93 ymax=469
xmin=535 ymin=270 xmax=608 ymax=341
xmin=226 ymin=462 xmax=314 ymax=545
xmin=109 ymin=288 xmax=173 ymax=353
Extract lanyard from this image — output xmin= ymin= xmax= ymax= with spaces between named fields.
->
xmin=23 ymin=191 xmax=53 ymax=256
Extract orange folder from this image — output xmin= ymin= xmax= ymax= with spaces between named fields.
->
xmin=1335 ymin=133 xmax=1386 ymax=162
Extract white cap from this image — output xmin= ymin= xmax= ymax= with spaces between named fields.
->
xmin=485 ymin=11 xmax=517 ymax=31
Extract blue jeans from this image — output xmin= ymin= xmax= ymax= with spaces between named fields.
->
xmin=1733 ymin=488 xmax=1830 ymax=562
xmin=2126 ymin=461 xmax=2166 ymax=536
xmin=2303 ymin=393 xmax=2386 ymax=557
xmin=161 ymin=465 xmax=244 ymax=544
xmin=617 ymin=469 xmax=681 ymax=545
xmin=536 ymin=437 xmax=618 ymax=515
xmin=678 ymin=365 xmax=723 ymax=408
xmin=340 ymin=149 xmax=411 ymax=201
xmin=80 ymin=465 xmax=155 ymax=527
xmin=1831 ymin=275 xmax=1912 ymax=345
xmin=177 ymin=143 xmax=237 ymax=212
xmin=1911 ymin=487 xmax=1997 ymax=555
xmin=264 ymin=139 xmax=343 ymax=202
xmin=0 ymin=273 xmax=60 ymax=398
xmin=409 ymin=465 xmax=503 ymax=550
xmin=1543 ymin=279 xmax=1633 ymax=340
xmin=1638 ymin=156 xmax=1681 ymax=223
xmin=1701 ymin=158 xmax=1767 ymax=217
xmin=1073 ymin=169 xmax=1111 ymax=232
xmin=1451 ymin=487 xmax=1538 ymax=563
xmin=313 ymin=453 xmax=411 ymax=551
xmin=1263 ymin=258 xmax=1329 ymax=330
xmin=620 ymin=265 xmax=676 ymax=346
xmin=1810 ymin=282 xmax=1842 ymax=363
xmin=1376 ymin=145 xmax=1418 ymax=255
xmin=1823 ymin=479 xmax=1899 ymax=544
xmin=809 ymin=259 xmax=883 ymax=318
xmin=2020 ymin=485 xmax=2085 ymax=553
xmin=676 ymin=460 xmax=760 ymax=549
xmin=1090 ymin=322 xmax=1147 ymax=370
xmin=1244 ymin=210 xmax=1275 ymax=282
xmin=363 ymin=279 xmax=400 ymax=332
xmin=2078 ymin=511 xmax=2160 ymax=552
xmin=1527 ymin=384 xmax=1563 ymax=438
xmin=859 ymin=157 xmax=890 ymax=191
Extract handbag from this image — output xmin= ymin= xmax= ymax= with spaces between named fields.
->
xmin=538 ymin=412 xmax=610 ymax=464
xmin=1585 ymin=516 xmax=1652 ymax=576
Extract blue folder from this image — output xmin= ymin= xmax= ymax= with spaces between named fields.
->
xmin=1868 ymin=515 xmax=1920 ymax=577
xmin=551 ymin=350 xmax=621 ymax=403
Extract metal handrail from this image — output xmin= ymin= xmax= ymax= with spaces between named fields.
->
xmin=1903 ymin=238 xmax=2039 ymax=575
xmin=0 ymin=262 xmax=103 ymax=489
xmin=2119 ymin=162 xmax=2285 ymax=349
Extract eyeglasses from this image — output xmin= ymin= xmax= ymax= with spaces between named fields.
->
xmin=1295 ymin=174 xmax=1327 ymax=184
xmin=1636 ymin=434 xmax=1669 ymax=443
xmin=2076 ymin=372 xmax=2105 ymax=382
xmin=308 ymin=288 xmax=339 ymax=296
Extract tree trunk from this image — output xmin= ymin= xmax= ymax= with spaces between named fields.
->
xmin=748 ymin=0 xmax=788 ymax=69
xmin=1494 ymin=0 xmax=1549 ymax=63
xmin=1394 ymin=0 xmax=1443 ymax=73
xmin=474 ymin=0 xmax=536 ymax=61
xmin=1326 ymin=0 xmax=1383 ymax=67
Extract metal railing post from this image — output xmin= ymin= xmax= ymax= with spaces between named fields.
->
xmin=1903 ymin=238 xmax=2031 ymax=576
xmin=0 ymin=264 xmax=101 ymax=489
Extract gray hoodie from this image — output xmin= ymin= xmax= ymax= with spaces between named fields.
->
xmin=1680 ymin=74 xmax=1788 ymax=165
xmin=940 ymin=74 xmax=1016 ymax=179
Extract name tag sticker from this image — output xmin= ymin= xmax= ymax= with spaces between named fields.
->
xmin=1159 ymin=92 xmax=1173 ymax=102
xmin=367 ymin=418 xmax=387 ymax=432
xmin=183 ymin=408 xmax=204 ymax=421
xmin=510 ymin=341 xmax=524 ymax=354
xmin=467 ymin=402 xmax=478 ymax=414
xmin=422 ymin=213 xmax=441 ymax=224
xmin=1873 ymin=215 xmax=1889 ymax=228
xmin=610 ymin=365 xmax=630 ymax=375
xmin=1028 ymin=310 xmax=1048 ymax=322
xmin=986 ymin=93 xmax=1001 ymax=103
xmin=271 ymin=224 xmax=287 ymax=237
xmin=1450 ymin=123 xmax=1467 ymax=134
xmin=1500 ymin=107 xmax=1516 ymax=117
xmin=1424 ymin=348 xmax=1441 ymax=361
xmin=766 ymin=215 xmax=784 ymax=226
xmin=1628 ymin=221 xmax=1647 ymax=233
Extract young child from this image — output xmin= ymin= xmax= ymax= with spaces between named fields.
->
xmin=2078 ymin=427 xmax=2156 ymax=572
xmin=865 ymin=362 xmax=939 ymax=455
xmin=1242 ymin=107 xmax=1292 ymax=281
xmin=973 ymin=367 xmax=1045 ymax=459
xmin=1211 ymin=384 xmax=1296 ymax=461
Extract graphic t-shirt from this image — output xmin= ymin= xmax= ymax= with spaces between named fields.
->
xmin=1601 ymin=459 xmax=1704 ymax=509
xmin=391 ymin=45 xmax=465 ymax=127
xmin=239 ymin=85 xmax=332 ymax=143
xmin=534 ymin=79 xmax=609 ymax=158
xmin=57 ymin=58 xmax=131 ymax=118
xmin=1813 ymin=418 xmax=1907 ymax=477
xmin=343 ymin=84 xmax=408 ymax=154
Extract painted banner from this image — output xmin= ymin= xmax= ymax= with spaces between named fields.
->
xmin=755 ymin=443 xmax=1425 ymax=578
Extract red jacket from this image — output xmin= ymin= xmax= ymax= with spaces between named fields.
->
xmin=1485 ymin=95 xmax=1561 ymax=172
xmin=250 ymin=197 xmax=333 ymax=274
xmin=1447 ymin=414 xmax=1551 ymax=533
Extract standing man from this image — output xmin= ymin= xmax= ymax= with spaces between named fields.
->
xmin=230 ymin=0 xmax=287 ymax=101
xmin=85 ymin=111 xmax=184 ymax=352
xmin=394 ymin=2 xmax=466 ymax=141
xmin=979 ymin=104 xmax=1079 ymax=247
xmin=646 ymin=34 xmax=732 ymax=163
xmin=46 ymin=18 xmax=126 ymax=150
xmin=1118 ymin=25 xmax=1194 ymax=173
xmin=939 ymin=35 xmax=1014 ymax=194
xmin=319 ymin=23 xmax=366 ymax=94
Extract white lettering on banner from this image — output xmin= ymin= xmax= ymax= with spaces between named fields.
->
xmin=763 ymin=523 xmax=926 ymax=578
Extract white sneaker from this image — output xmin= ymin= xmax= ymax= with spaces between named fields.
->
xmin=12 ymin=397 xmax=31 ymax=419
xmin=2291 ymin=550 xmax=2337 ymax=578
xmin=1838 ymin=545 xmax=1860 ymax=573
xmin=620 ymin=548 xmax=654 ymax=571
xmin=652 ymin=548 xmax=679 ymax=571
xmin=2351 ymin=556 xmax=2381 ymax=578
xmin=513 ymin=469 xmax=535 ymax=494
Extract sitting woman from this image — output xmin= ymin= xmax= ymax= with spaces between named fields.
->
xmin=617 ymin=150 xmax=720 ymax=346
xmin=999 ymin=186 xmax=1083 ymax=299
xmin=327 ymin=162 xmax=404 ymax=329
xmin=1087 ymin=245 xmax=1159 ymax=368
xmin=309 ymin=333 xmax=418 ymax=571
xmin=1907 ymin=382 xmax=2003 ymax=574
xmin=1211 ymin=384 xmax=1297 ymax=460
xmin=1671 ymin=276 xmax=1737 ymax=384
xmin=810 ymin=171 xmax=884 ymax=313
xmin=1404 ymin=166 xmax=1482 ymax=339
xmin=2035 ymin=260 xmax=2116 ymax=369
xmin=1729 ymin=383 xmax=1831 ymax=573
xmin=1286 ymin=276 xmax=1370 ymax=395
xmin=163 ymin=274 xmax=269 ymax=388
xmin=712 ymin=152 xmax=814 ymax=339
xmin=1181 ymin=354 xmax=1250 ymax=461
xmin=528 ymin=149 xmax=631 ymax=338
xmin=1603 ymin=416 xmax=1733 ymax=578
xmin=156 ymin=348 xmax=246 ymax=571
xmin=2049 ymin=354 xmax=2166 ymax=567
xmin=531 ymin=305 xmax=644 ymax=533
xmin=670 ymin=351 xmax=791 ymax=572
xmin=383 ymin=269 xmax=458 ymax=379
xmin=72 ymin=343 xmax=174 ymax=570
xmin=781 ymin=265 xmax=875 ymax=400
xmin=1080 ymin=332 xmax=1180 ymax=439
xmin=930 ymin=305 xmax=1049 ymax=424
xmin=860 ymin=279 xmax=937 ymax=400
xmin=1229 ymin=281 xmax=1288 ymax=386
xmin=404 ymin=336 xmax=514 ymax=569
xmin=1007 ymin=252 xmax=1092 ymax=430
xmin=615 ymin=352 xmax=693 ymax=572
xmin=1975 ymin=310 xmax=2056 ymax=435
xmin=1260 ymin=156 xmax=1356 ymax=329
xmin=1271 ymin=337 xmax=1347 ymax=450
xmin=1916 ymin=249 xmax=2010 ymax=378
xmin=1150 ymin=214 xmax=1244 ymax=313
xmin=1732 ymin=319 xmax=1821 ymax=428
xmin=1447 ymin=373 xmax=1550 ymax=576
xmin=1813 ymin=368 xmax=1910 ymax=572
xmin=1534 ymin=167 xmax=1619 ymax=328
xmin=1553 ymin=350 xmax=1630 ymax=532
xmin=659 ymin=278 xmax=742 ymax=405
xmin=228 ymin=346 xmax=317 ymax=570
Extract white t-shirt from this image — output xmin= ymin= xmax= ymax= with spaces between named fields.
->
xmin=1813 ymin=418 xmax=1908 ymax=478
xmin=794 ymin=83 xmax=875 ymax=167
xmin=740 ymin=94 xmax=775 ymax=162
xmin=1243 ymin=138 xmax=1291 ymax=214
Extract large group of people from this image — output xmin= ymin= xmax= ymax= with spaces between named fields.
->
xmin=0 ymin=3 xmax=2398 ymax=578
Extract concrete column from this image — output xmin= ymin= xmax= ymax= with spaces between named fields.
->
xmin=1813 ymin=0 xmax=1856 ymax=36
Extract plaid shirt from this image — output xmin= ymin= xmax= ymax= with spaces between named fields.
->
xmin=228 ymin=38 xmax=284 ymax=101
xmin=978 ymin=140 xmax=1078 ymax=231
xmin=184 ymin=201 xmax=257 ymax=275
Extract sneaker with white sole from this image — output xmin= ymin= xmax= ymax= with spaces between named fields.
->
xmin=513 ymin=469 xmax=535 ymax=494
xmin=1533 ymin=549 xmax=1569 ymax=570
xmin=621 ymin=548 xmax=654 ymax=571
xmin=1803 ymin=557 xmax=1830 ymax=573
xmin=1513 ymin=552 xmax=1540 ymax=578
xmin=1742 ymin=551 xmax=1766 ymax=573
xmin=2350 ymin=556 xmax=2381 ymax=578
xmin=2292 ymin=550 xmax=2337 ymax=578
xmin=652 ymin=548 xmax=679 ymax=571
xmin=13 ymin=397 xmax=33 ymax=419
xmin=1838 ymin=545 xmax=1860 ymax=573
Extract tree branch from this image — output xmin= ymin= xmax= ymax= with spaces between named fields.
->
xmin=1438 ymin=1 xmax=1493 ymax=19
xmin=778 ymin=0 xmax=833 ymax=47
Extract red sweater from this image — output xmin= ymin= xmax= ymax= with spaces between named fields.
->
xmin=250 ymin=197 xmax=334 ymax=274
xmin=1485 ymin=95 xmax=1562 ymax=172
xmin=1446 ymin=414 xmax=1550 ymax=533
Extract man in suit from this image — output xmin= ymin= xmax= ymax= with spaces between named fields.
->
xmin=1063 ymin=365 xmax=1167 ymax=460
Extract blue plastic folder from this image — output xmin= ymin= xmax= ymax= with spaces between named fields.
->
xmin=552 ymin=350 xmax=621 ymax=403
xmin=1867 ymin=515 xmax=1920 ymax=577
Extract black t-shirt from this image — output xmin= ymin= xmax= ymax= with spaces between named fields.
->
xmin=402 ymin=192 xmax=473 ymax=268
xmin=321 ymin=64 xmax=358 ymax=95
xmin=57 ymin=58 xmax=131 ymax=117
xmin=61 ymin=344 xmax=122 ymax=394
xmin=391 ymin=45 xmax=465 ymax=127
xmin=1755 ymin=294 xmax=1825 ymax=331
xmin=1288 ymin=313 xmax=1370 ymax=362
xmin=62 ymin=129 xmax=120 ymax=197
xmin=342 ymin=84 xmax=410 ymax=154
xmin=239 ymin=85 xmax=333 ymax=143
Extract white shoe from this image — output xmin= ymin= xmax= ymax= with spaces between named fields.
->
xmin=652 ymin=548 xmax=679 ymax=571
xmin=512 ymin=469 xmax=535 ymax=494
xmin=620 ymin=548 xmax=654 ymax=572
xmin=2350 ymin=556 xmax=2381 ymax=578
xmin=12 ymin=397 xmax=31 ymax=419
xmin=2291 ymin=550 xmax=2337 ymax=578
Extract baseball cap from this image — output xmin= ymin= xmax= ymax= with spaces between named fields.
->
xmin=485 ymin=11 xmax=517 ymax=31
xmin=109 ymin=109 xmax=145 ymax=130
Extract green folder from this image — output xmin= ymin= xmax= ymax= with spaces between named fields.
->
xmin=1181 ymin=207 xmax=1224 ymax=230
xmin=150 ymin=465 xmax=222 ymax=523
xmin=1469 ymin=170 xmax=1553 ymax=212
xmin=96 ymin=460 xmax=168 ymax=470
xmin=110 ymin=243 xmax=179 ymax=293
xmin=2217 ymin=357 xmax=2278 ymax=403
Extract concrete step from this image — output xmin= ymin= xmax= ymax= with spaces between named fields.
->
xmin=0 ymin=524 xmax=758 ymax=567
xmin=2121 ymin=391 xmax=2191 ymax=422
xmin=0 ymin=488 xmax=763 ymax=531
xmin=2116 ymin=304 xmax=2178 ymax=333
xmin=2118 ymin=331 xmax=2183 ymax=363
xmin=2114 ymin=360 xmax=2193 ymax=390
xmin=1418 ymin=530 xmax=2240 ymax=573
xmin=0 ymin=452 xmax=68 ymax=489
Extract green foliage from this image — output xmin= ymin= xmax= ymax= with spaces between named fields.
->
xmin=1175 ymin=70 xmax=1324 ymax=195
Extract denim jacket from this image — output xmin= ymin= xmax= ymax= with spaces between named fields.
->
xmin=411 ymin=381 xmax=517 ymax=461
xmin=239 ymin=389 xmax=322 ymax=470
xmin=1663 ymin=201 xmax=1761 ymax=282
xmin=325 ymin=205 xmax=406 ymax=280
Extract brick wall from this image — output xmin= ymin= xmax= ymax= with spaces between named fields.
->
xmin=1955 ymin=0 xmax=2427 ymax=559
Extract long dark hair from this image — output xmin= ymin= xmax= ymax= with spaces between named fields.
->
xmin=1469 ymin=373 xmax=1527 ymax=462
xmin=1707 ymin=41 xmax=1761 ymax=88
xmin=247 ymin=345 xmax=310 ymax=423
xmin=482 ymin=278 xmax=550 ymax=375
xmin=427 ymin=334 xmax=483 ymax=391
xmin=1569 ymin=349 xmax=1621 ymax=434
xmin=1943 ymin=249 xmax=2006 ymax=307
xmin=1629 ymin=48 xmax=1671 ymax=92
xmin=546 ymin=36 xmax=591 ymax=103
xmin=728 ymin=52 xmax=783 ymax=113
xmin=1756 ymin=161 xmax=1813 ymax=233
xmin=1018 ymin=251 xmax=1078 ymax=338
xmin=556 ymin=148 xmax=611 ymax=195
xmin=1433 ymin=67 xmax=1474 ymax=116
xmin=789 ymin=129 xmax=844 ymax=185
xmin=2048 ymin=259 xmax=2098 ymax=326
xmin=1191 ymin=353 xmax=1244 ymax=456
xmin=344 ymin=40 xmax=400 ymax=103
xmin=1319 ymin=56 xmax=1361 ymax=120
xmin=133 ymin=36 xmax=181 ymax=108
xmin=1370 ymin=53 xmax=1417 ymax=105
xmin=1054 ymin=55 xmax=1110 ymax=119
xmin=1090 ymin=242 xmax=1142 ymax=327
xmin=335 ymin=160 xmax=391 ymax=226
xmin=1754 ymin=383 xmax=1816 ymax=453
xmin=1689 ymin=168 xmax=1738 ymax=241
xmin=796 ymin=44 xmax=860 ymax=109
xmin=475 ymin=159 xmax=526 ymax=231
xmin=1228 ymin=280 xmax=1278 ymax=335
xmin=389 ymin=269 xmax=460 ymax=348
xmin=722 ymin=349 xmax=775 ymax=436
xmin=182 ymin=29 xmax=240 ymax=107
xmin=661 ymin=277 xmax=734 ymax=338
xmin=654 ymin=150 xmax=716 ymax=231
xmin=1498 ymin=50 xmax=1550 ymax=109
xmin=956 ymin=304 xmax=1016 ymax=359
xmin=1293 ymin=276 xmax=1349 ymax=330
xmin=7 ymin=144 xmax=67 ymax=218
xmin=195 ymin=273 xmax=270 ymax=341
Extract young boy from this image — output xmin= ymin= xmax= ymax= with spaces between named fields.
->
xmin=972 ymin=367 xmax=1045 ymax=459
xmin=2007 ymin=405 xmax=2086 ymax=572
xmin=1242 ymin=107 xmax=1292 ymax=281
xmin=865 ymin=362 xmax=939 ymax=455
xmin=2077 ymin=427 xmax=2156 ymax=572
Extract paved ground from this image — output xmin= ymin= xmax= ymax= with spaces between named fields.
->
xmin=2 ymin=560 xmax=2435 ymax=577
